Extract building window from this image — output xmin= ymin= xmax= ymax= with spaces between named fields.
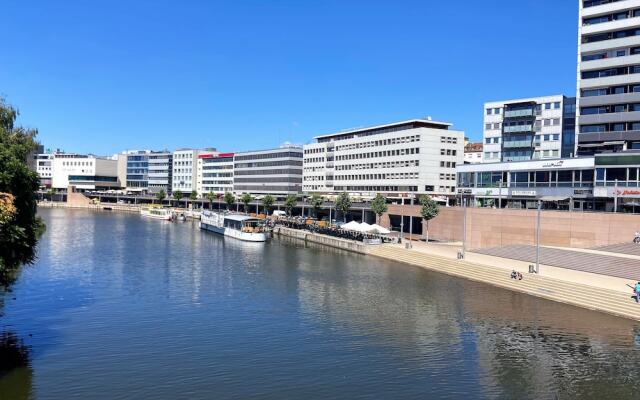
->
xmin=486 ymin=109 xmax=492 ymax=115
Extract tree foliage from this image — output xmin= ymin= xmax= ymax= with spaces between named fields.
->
xmin=284 ymin=194 xmax=297 ymax=216
xmin=189 ymin=190 xmax=198 ymax=201
xmin=155 ymin=189 xmax=166 ymax=203
xmin=334 ymin=192 xmax=351 ymax=222
xmin=172 ymin=190 xmax=183 ymax=201
xmin=310 ymin=194 xmax=324 ymax=218
xmin=370 ymin=194 xmax=388 ymax=223
xmin=262 ymin=195 xmax=274 ymax=215
xmin=224 ymin=191 xmax=235 ymax=210
xmin=206 ymin=191 xmax=216 ymax=209
xmin=241 ymin=193 xmax=252 ymax=213
xmin=419 ymin=195 xmax=439 ymax=242
xmin=0 ymin=98 xmax=44 ymax=285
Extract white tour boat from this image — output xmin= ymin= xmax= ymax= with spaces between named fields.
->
xmin=200 ymin=211 xmax=268 ymax=242
xmin=140 ymin=206 xmax=173 ymax=221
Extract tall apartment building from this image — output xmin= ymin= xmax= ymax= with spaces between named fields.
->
xmin=52 ymin=154 xmax=120 ymax=191
xmin=172 ymin=149 xmax=202 ymax=194
xmin=483 ymin=96 xmax=576 ymax=162
xmin=233 ymin=145 xmax=303 ymax=196
xmin=196 ymin=152 xmax=234 ymax=196
xmin=303 ymin=119 xmax=464 ymax=198
xmin=577 ymin=0 xmax=640 ymax=154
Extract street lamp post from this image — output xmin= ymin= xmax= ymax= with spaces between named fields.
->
xmin=498 ymin=180 xmax=503 ymax=209
xmin=614 ymin=179 xmax=618 ymax=213
xmin=400 ymin=197 xmax=405 ymax=243
xmin=535 ymin=200 xmax=541 ymax=274
xmin=462 ymin=197 xmax=467 ymax=259
xmin=408 ymin=195 xmax=413 ymax=248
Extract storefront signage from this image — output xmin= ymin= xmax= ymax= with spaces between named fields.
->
xmin=511 ymin=190 xmax=536 ymax=196
xmin=573 ymin=189 xmax=592 ymax=196
xmin=614 ymin=189 xmax=640 ymax=197
xmin=542 ymin=160 xmax=564 ymax=168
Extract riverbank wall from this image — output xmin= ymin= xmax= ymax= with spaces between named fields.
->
xmin=273 ymin=227 xmax=368 ymax=254
xmin=38 ymin=201 xmax=140 ymax=213
xmin=368 ymin=245 xmax=640 ymax=322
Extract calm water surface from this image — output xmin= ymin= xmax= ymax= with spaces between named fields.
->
xmin=1 ymin=208 xmax=640 ymax=400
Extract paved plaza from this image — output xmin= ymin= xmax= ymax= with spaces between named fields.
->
xmin=475 ymin=245 xmax=640 ymax=281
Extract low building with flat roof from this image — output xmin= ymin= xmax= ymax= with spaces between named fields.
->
xmin=52 ymin=154 xmax=120 ymax=191
xmin=457 ymin=153 xmax=640 ymax=213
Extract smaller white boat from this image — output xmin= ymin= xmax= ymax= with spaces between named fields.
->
xmin=140 ymin=206 xmax=173 ymax=221
xmin=200 ymin=211 xmax=267 ymax=242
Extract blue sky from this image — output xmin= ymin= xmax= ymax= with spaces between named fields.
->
xmin=2 ymin=0 xmax=578 ymax=155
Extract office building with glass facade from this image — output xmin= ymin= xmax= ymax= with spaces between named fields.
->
xmin=483 ymin=96 xmax=576 ymax=162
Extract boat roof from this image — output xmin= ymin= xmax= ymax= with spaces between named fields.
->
xmin=224 ymin=214 xmax=261 ymax=222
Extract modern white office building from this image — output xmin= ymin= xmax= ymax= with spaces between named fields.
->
xmin=303 ymin=118 xmax=464 ymax=199
xmin=233 ymin=144 xmax=303 ymax=196
xmin=483 ymin=96 xmax=576 ymax=163
xmin=196 ymin=151 xmax=234 ymax=196
xmin=172 ymin=149 xmax=202 ymax=194
xmin=34 ymin=153 xmax=54 ymax=188
xmin=51 ymin=154 xmax=120 ymax=191
xmin=147 ymin=151 xmax=173 ymax=194
xmin=577 ymin=0 xmax=640 ymax=155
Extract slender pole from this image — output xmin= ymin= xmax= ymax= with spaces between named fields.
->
xmin=400 ymin=197 xmax=405 ymax=243
xmin=361 ymin=207 xmax=364 ymax=222
xmin=499 ymin=181 xmax=502 ymax=209
xmin=408 ymin=196 xmax=413 ymax=247
xmin=536 ymin=200 xmax=541 ymax=274
xmin=462 ymin=197 xmax=467 ymax=259
xmin=614 ymin=179 xmax=618 ymax=213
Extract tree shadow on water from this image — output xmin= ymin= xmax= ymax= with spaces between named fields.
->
xmin=0 ymin=331 xmax=33 ymax=400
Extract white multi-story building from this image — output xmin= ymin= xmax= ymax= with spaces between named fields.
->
xmin=577 ymin=0 xmax=640 ymax=155
xmin=147 ymin=151 xmax=173 ymax=194
xmin=52 ymin=154 xmax=120 ymax=191
xmin=483 ymin=96 xmax=576 ymax=163
xmin=172 ymin=149 xmax=201 ymax=194
xmin=303 ymin=118 xmax=464 ymax=199
xmin=196 ymin=151 xmax=234 ymax=196
xmin=35 ymin=153 xmax=54 ymax=188
xmin=233 ymin=145 xmax=303 ymax=196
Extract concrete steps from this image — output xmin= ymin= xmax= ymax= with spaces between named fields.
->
xmin=368 ymin=246 xmax=640 ymax=321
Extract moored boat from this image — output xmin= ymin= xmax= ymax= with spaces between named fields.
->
xmin=200 ymin=211 xmax=267 ymax=242
xmin=140 ymin=206 xmax=173 ymax=221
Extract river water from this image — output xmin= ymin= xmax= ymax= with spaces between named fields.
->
xmin=1 ymin=208 xmax=640 ymax=400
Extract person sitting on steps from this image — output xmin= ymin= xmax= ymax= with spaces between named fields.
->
xmin=510 ymin=270 xmax=517 ymax=280
xmin=635 ymin=281 xmax=640 ymax=303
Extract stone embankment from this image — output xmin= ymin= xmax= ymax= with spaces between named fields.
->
xmin=368 ymin=245 xmax=640 ymax=322
xmin=273 ymin=227 xmax=368 ymax=254
xmin=38 ymin=201 xmax=140 ymax=213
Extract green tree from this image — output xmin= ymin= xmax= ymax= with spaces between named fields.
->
xmin=206 ymin=191 xmax=216 ymax=210
xmin=241 ymin=193 xmax=253 ymax=214
xmin=419 ymin=195 xmax=440 ymax=243
xmin=284 ymin=194 xmax=297 ymax=216
xmin=310 ymin=194 xmax=324 ymax=218
xmin=0 ymin=98 xmax=44 ymax=285
xmin=155 ymin=189 xmax=166 ymax=204
xmin=370 ymin=193 xmax=388 ymax=224
xmin=189 ymin=190 xmax=198 ymax=201
xmin=224 ymin=191 xmax=235 ymax=210
xmin=262 ymin=195 xmax=274 ymax=216
xmin=172 ymin=190 xmax=183 ymax=209
xmin=334 ymin=192 xmax=351 ymax=223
